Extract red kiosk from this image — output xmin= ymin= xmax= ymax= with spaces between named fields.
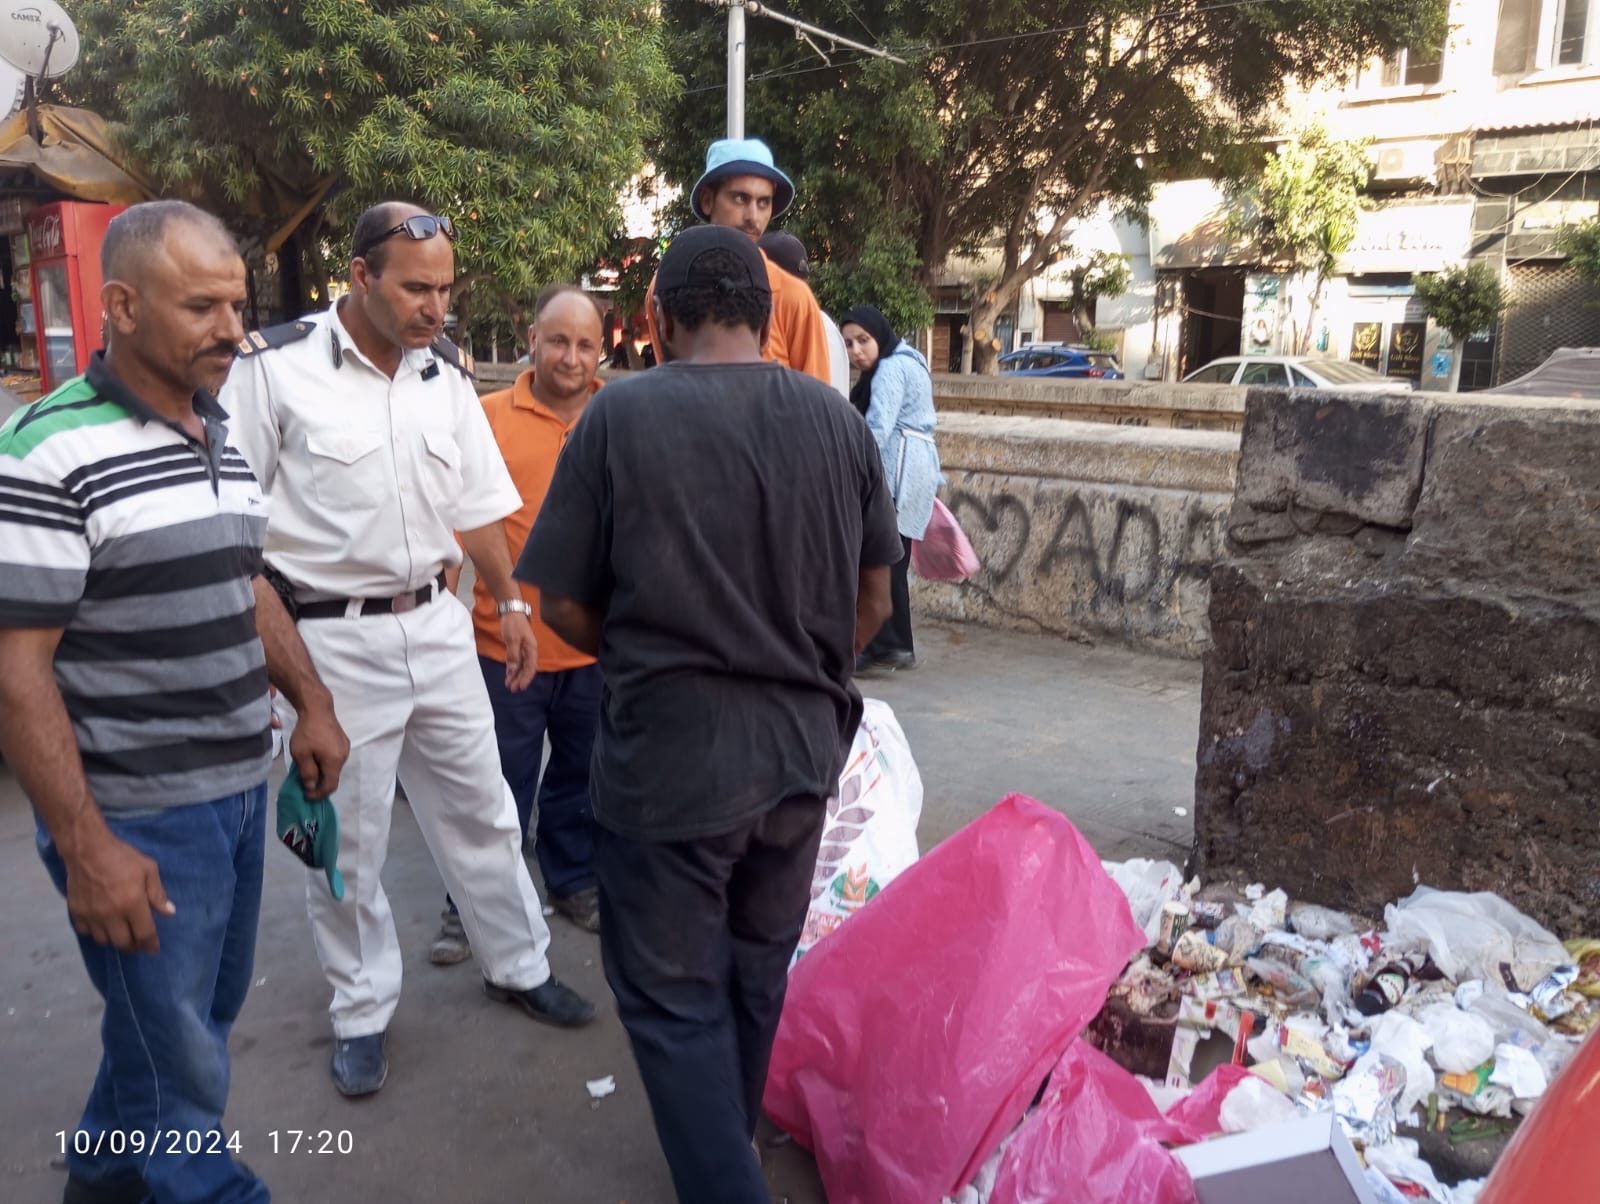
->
xmin=24 ymin=199 xmax=124 ymax=393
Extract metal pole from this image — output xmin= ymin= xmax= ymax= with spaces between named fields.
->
xmin=727 ymin=0 xmax=746 ymax=139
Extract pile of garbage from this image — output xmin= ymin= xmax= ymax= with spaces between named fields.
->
xmin=1094 ymin=859 xmax=1596 ymax=1201
xmin=762 ymin=790 xmax=1596 ymax=1204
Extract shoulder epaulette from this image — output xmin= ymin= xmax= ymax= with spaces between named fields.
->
xmin=430 ymin=335 xmax=476 ymax=381
xmin=236 ymin=321 xmax=317 ymax=358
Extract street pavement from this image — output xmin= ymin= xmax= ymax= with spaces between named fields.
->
xmin=0 ymin=621 xmax=1201 ymax=1203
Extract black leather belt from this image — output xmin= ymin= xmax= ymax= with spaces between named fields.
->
xmin=297 ymin=573 xmax=448 ymax=620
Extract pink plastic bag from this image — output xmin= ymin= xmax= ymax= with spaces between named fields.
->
xmin=991 ymin=1042 xmax=1251 ymax=1204
xmin=911 ymin=496 xmax=980 ymax=580
xmin=763 ymin=794 xmax=1145 ymax=1204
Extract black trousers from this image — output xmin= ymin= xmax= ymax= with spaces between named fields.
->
xmin=596 ymin=798 xmax=827 ymax=1204
xmin=865 ymin=534 xmax=915 ymax=659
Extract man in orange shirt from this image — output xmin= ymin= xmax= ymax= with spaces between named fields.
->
xmin=431 ymin=285 xmax=607 ymax=959
xmin=645 ymin=138 xmax=832 ymax=385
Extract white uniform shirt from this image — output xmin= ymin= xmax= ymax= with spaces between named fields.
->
xmin=822 ymin=312 xmax=851 ymax=401
xmin=221 ymin=304 xmax=521 ymax=599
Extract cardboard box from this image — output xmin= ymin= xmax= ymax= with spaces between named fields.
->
xmin=1172 ymin=1113 xmax=1380 ymax=1204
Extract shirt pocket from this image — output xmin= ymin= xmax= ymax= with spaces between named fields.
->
xmin=306 ymin=430 xmax=386 ymax=512
xmin=418 ymin=428 xmax=463 ymax=516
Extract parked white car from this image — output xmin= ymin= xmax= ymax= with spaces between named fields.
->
xmin=1183 ymin=356 xmax=1415 ymax=392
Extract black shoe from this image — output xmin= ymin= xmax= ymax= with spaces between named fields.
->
xmin=331 ymin=1031 xmax=388 ymax=1097
xmin=484 ymin=975 xmax=597 ymax=1028
xmin=872 ymin=651 xmax=917 ymax=671
xmin=63 ymin=1173 xmax=149 ymax=1204
xmin=551 ymin=887 xmax=601 ymax=934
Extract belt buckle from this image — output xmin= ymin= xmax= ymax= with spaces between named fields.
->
xmin=391 ymin=590 xmax=420 ymax=615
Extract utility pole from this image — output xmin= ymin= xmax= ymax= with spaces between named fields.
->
xmin=727 ymin=0 xmax=746 ymax=139
xmin=708 ymin=0 xmax=907 ymax=140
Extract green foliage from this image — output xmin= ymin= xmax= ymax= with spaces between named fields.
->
xmin=656 ymin=0 xmax=1445 ymax=351
xmin=1414 ymin=262 xmax=1506 ymax=341
xmin=1232 ymin=125 xmax=1371 ymax=280
xmin=1080 ymin=329 xmax=1120 ymax=354
xmin=1557 ymin=217 xmax=1600 ymax=286
xmin=67 ymin=0 xmax=677 ymax=316
xmin=810 ymin=227 xmax=934 ymax=335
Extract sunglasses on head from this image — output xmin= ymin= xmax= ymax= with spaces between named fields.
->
xmin=358 ymin=214 xmax=458 ymax=258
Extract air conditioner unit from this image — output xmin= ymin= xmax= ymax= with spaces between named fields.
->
xmin=1373 ymin=142 xmax=1436 ymax=182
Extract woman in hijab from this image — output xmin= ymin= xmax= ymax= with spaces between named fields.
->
xmin=839 ymin=304 xmax=941 ymax=673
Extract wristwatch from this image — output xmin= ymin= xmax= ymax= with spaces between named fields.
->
xmin=497 ymin=599 xmax=534 ymax=618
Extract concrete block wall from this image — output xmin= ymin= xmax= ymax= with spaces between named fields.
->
xmin=913 ymin=415 xmax=1240 ymax=657
xmin=1195 ymin=389 xmax=1600 ymax=932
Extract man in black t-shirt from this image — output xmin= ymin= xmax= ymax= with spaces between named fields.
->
xmin=517 ymin=225 xmax=900 ymax=1202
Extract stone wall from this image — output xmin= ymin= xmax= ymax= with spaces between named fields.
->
xmin=476 ymin=362 xmax=1249 ymax=432
xmin=929 ymin=373 xmax=1246 ymax=432
xmin=913 ymin=415 xmax=1240 ymax=657
xmin=1195 ymin=389 xmax=1600 ymax=932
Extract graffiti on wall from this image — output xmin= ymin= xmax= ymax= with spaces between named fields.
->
xmin=929 ymin=472 xmax=1230 ymax=648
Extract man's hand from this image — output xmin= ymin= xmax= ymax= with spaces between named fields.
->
xmin=502 ymin=612 xmax=538 ymax=692
xmin=290 ymin=698 xmax=349 ymax=800
xmin=64 ymin=830 xmax=175 ymax=954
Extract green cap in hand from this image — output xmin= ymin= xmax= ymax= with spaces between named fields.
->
xmin=276 ymin=763 xmax=345 ymax=901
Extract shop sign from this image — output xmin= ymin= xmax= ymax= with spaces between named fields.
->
xmin=1387 ymin=322 xmax=1426 ymax=381
xmin=1350 ymin=322 xmax=1383 ymax=370
xmin=1338 ymin=201 xmax=1473 ymax=275
xmin=1149 ymin=179 xmax=1257 ymax=269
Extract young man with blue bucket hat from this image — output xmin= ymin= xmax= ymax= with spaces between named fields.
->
xmin=645 ymin=138 xmax=833 ymax=386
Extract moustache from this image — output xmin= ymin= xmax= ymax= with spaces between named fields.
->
xmin=195 ymin=344 xmax=239 ymax=362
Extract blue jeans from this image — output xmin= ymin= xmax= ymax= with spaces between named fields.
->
xmin=37 ymin=784 xmax=270 ymax=1204
xmin=479 ymin=657 xmax=601 ymax=898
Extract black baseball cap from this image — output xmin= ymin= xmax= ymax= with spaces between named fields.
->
xmin=656 ymin=225 xmax=772 ymax=294
xmin=758 ymin=231 xmax=809 ymax=280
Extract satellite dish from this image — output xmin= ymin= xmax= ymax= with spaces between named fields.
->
xmin=0 ymin=58 xmax=22 ymax=120
xmin=0 ymin=0 xmax=79 ymax=80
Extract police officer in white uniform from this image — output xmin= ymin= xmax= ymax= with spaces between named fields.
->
xmin=223 ymin=202 xmax=596 ymax=1098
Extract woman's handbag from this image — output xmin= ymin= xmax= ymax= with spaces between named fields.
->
xmin=910 ymin=497 xmax=980 ymax=581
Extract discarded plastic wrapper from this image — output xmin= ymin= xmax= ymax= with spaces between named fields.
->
xmin=1439 ymin=1063 xmax=1493 ymax=1097
xmin=793 ymin=698 xmax=922 ymax=966
xmin=1102 ymin=857 xmax=1186 ymax=947
xmin=1366 ymin=1011 xmax=1435 ymax=1118
xmin=1566 ymin=938 xmax=1600 ymax=998
xmin=1277 ymin=1022 xmax=1350 ymax=1081
xmin=1332 ymin=1052 xmax=1406 ymax=1145
xmin=1111 ymin=957 xmax=1180 ymax=1017
xmin=1171 ymin=917 xmax=1257 ymax=972
xmin=1189 ymin=900 xmax=1229 ymax=929
xmin=1247 ymin=956 xmax=1320 ymax=1008
xmin=1246 ymin=887 xmax=1290 ymax=932
xmin=1385 ymin=887 xmax=1572 ymax=993
xmin=1418 ymin=1002 xmax=1498 ymax=1076
xmin=1219 ymin=1074 xmax=1301 ymax=1133
xmin=1489 ymin=1043 xmax=1549 ymax=1100
xmin=1528 ymin=966 xmax=1579 ymax=1022
xmin=585 ymin=1075 xmax=616 ymax=1100
xmin=1291 ymin=903 xmax=1358 ymax=941
xmin=990 ymin=1041 xmax=1251 ymax=1204
xmin=1187 ymin=968 xmax=1248 ymax=1001
xmin=765 ymin=795 xmax=1146 ymax=1204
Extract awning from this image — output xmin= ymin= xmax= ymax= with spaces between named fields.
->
xmin=1491 ymin=347 xmax=1600 ymax=399
xmin=0 ymin=104 xmax=335 ymax=251
xmin=0 ymin=105 xmax=154 ymax=204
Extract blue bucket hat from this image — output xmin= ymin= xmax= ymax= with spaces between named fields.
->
xmin=691 ymin=138 xmax=796 ymax=222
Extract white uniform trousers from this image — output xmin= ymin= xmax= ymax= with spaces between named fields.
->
xmin=280 ymin=592 xmax=553 ymax=1038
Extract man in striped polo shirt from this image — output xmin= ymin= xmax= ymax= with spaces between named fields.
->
xmin=0 ymin=201 xmax=347 ymax=1204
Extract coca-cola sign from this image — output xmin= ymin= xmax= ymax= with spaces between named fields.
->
xmin=28 ymin=210 xmax=62 ymax=258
